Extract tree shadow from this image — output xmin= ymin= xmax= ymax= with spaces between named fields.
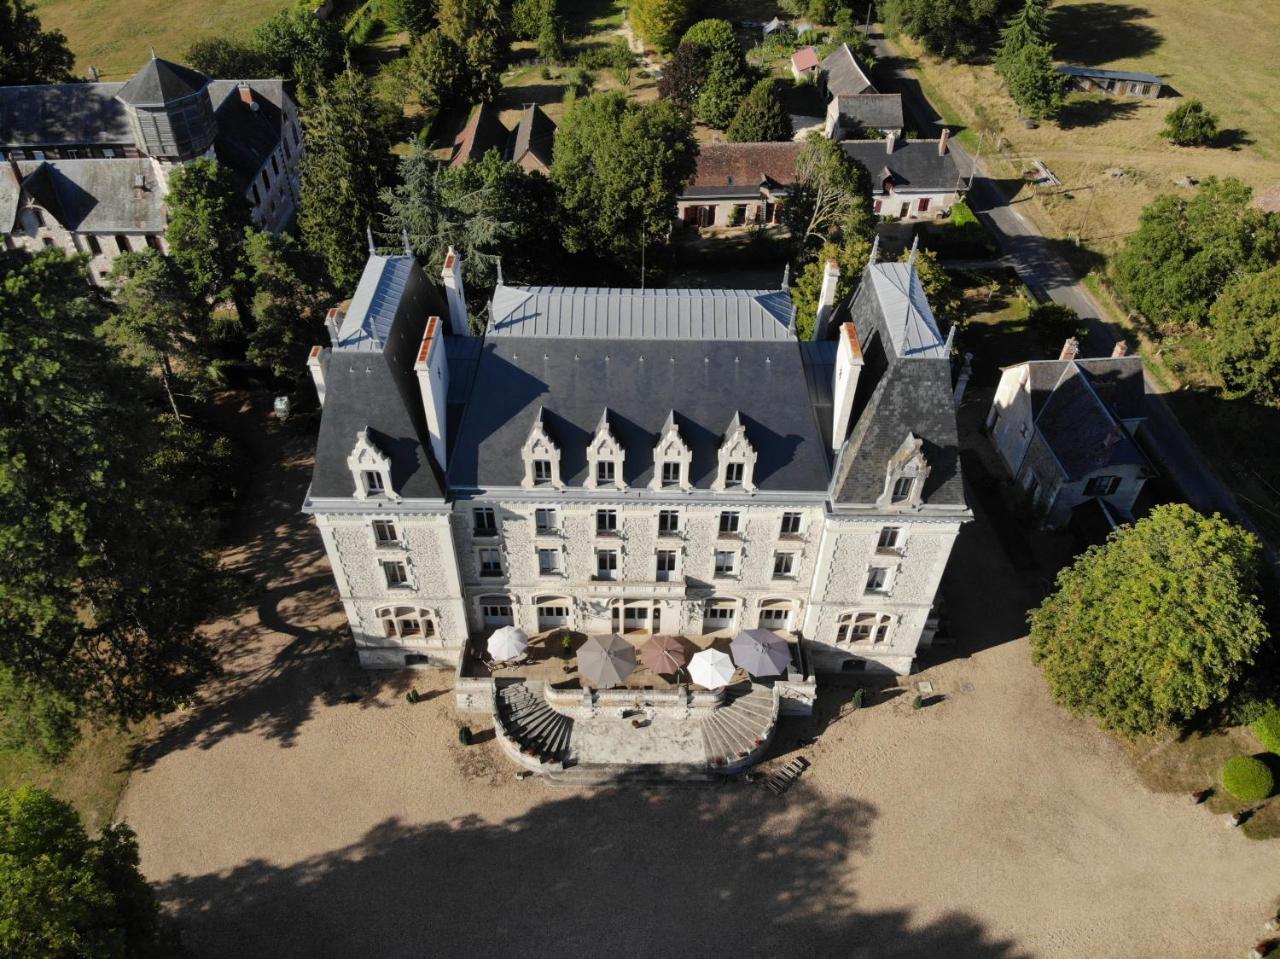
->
xmin=1215 ymin=128 xmax=1254 ymax=150
xmin=1049 ymin=4 xmax=1163 ymax=64
xmin=1056 ymin=95 xmax=1141 ymax=130
xmin=157 ymin=787 xmax=1031 ymax=959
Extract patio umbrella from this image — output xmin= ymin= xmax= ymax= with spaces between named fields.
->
xmin=577 ymin=633 xmax=637 ymax=688
xmin=688 ymin=648 xmax=736 ymax=689
xmin=487 ymin=626 xmax=529 ymax=661
xmin=730 ymin=628 xmax=792 ymax=677
xmin=639 ymin=634 xmax=687 ymax=675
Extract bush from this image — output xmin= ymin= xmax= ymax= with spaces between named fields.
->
xmin=1221 ymin=755 xmax=1274 ymax=802
xmin=1161 ymin=99 xmax=1219 ymax=147
xmin=1252 ymin=707 xmax=1280 ymax=754
xmin=458 ymin=725 xmax=472 ymax=745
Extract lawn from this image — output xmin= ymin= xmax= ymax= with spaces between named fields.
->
xmin=32 ymin=0 xmax=297 ymax=80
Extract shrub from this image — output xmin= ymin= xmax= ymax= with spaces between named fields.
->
xmin=1161 ymin=99 xmax=1219 ymax=147
xmin=1252 ymin=707 xmax=1280 ymax=754
xmin=458 ymin=725 xmax=472 ymax=745
xmin=1221 ymin=755 xmax=1274 ymax=802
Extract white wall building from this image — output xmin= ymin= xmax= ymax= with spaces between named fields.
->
xmin=303 ymin=247 xmax=970 ymax=677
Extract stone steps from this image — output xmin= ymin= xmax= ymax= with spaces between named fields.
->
xmin=496 ymin=682 xmax=574 ymax=766
xmin=700 ymin=684 xmax=778 ymax=770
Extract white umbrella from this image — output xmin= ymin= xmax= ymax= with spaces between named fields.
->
xmin=730 ymin=628 xmax=792 ymax=677
xmin=688 ymin=648 xmax=736 ymax=689
xmin=487 ymin=626 xmax=529 ymax=661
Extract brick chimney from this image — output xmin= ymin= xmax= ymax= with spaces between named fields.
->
xmin=813 ymin=258 xmax=840 ymax=341
xmin=441 ymin=246 xmax=470 ymax=336
xmin=938 ymin=128 xmax=951 ymax=155
xmin=885 ymin=129 xmax=897 ymax=154
xmin=413 ymin=316 xmax=450 ymax=467
xmin=1111 ymin=340 xmax=1129 ymax=357
xmin=1059 ymin=337 xmax=1080 ymax=361
xmin=238 ymin=81 xmax=254 ymax=107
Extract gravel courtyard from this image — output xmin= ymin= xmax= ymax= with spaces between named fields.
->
xmin=119 ymin=411 xmax=1280 ymax=959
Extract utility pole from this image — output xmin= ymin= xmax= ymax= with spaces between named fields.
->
xmin=967 ymin=131 xmax=982 ymax=191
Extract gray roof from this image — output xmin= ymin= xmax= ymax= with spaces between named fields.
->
xmin=1057 ymin=65 xmax=1161 ymax=85
xmin=834 ymin=93 xmax=904 ymax=131
xmin=1013 ymin=356 xmax=1146 ymax=421
xmin=208 ymin=80 xmax=291 ymax=188
xmin=336 ymin=255 xmax=421 ymax=350
xmin=509 ymin=104 xmax=555 ymax=168
xmin=486 ymin=285 xmax=797 ymax=340
xmin=861 ymin=262 xmax=947 ymax=358
xmin=4 ymin=159 xmax=166 ymax=232
xmin=115 ymin=57 xmax=211 ymax=106
xmin=1034 ymin=363 xmax=1148 ymax=481
xmin=843 ymin=140 xmax=963 ymax=195
xmin=821 ymin=44 xmax=876 ymax=98
xmin=447 ymin=336 xmax=833 ymax=491
xmin=0 ymin=82 xmax=130 ymax=147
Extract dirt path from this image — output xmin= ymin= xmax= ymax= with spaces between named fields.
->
xmin=119 ymin=400 xmax=1280 ymax=959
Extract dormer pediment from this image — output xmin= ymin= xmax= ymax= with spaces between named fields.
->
xmin=878 ymin=431 xmax=929 ymax=509
xmin=521 ymin=407 xmax=563 ymax=489
xmin=651 ymin=411 xmax=693 ymax=491
xmin=586 ymin=408 xmax=626 ymax=490
xmin=348 ymin=429 xmax=398 ymax=501
xmin=712 ymin=411 xmax=758 ymax=493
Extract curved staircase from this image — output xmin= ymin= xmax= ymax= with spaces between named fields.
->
xmin=700 ymin=682 xmax=778 ymax=771
xmin=495 ymin=682 xmax=574 ymax=768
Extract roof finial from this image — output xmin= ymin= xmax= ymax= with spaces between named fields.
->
xmin=366 ymin=224 xmax=375 ymax=255
xmin=868 ymin=233 xmax=880 ymax=265
xmin=401 ymin=229 xmax=411 ymax=257
xmin=780 ymin=262 xmax=791 ymax=289
xmin=150 ymin=47 xmax=157 ymax=60
xmin=906 ymin=233 xmax=919 ymax=276
xmin=944 ymin=323 xmax=955 ymax=353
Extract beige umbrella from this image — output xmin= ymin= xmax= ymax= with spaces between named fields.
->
xmin=487 ymin=626 xmax=529 ymax=661
xmin=639 ymin=634 xmax=687 ymax=675
xmin=577 ymin=633 xmax=637 ymax=688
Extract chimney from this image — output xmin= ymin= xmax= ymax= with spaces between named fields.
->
xmin=307 ymin=345 xmax=326 ymax=406
xmin=441 ymin=246 xmax=470 ymax=336
xmin=414 ymin=316 xmax=451 ymax=467
xmin=831 ymin=322 xmax=865 ymax=452
xmin=813 ymin=258 xmax=840 ymax=341
xmin=885 ymin=129 xmax=897 ymax=154
xmin=238 ymin=82 xmax=254 ymax=107
xmin=324 ymin=306 xmax=344 ymax=346
xmin=952 ymin=352 xmax=973 ymax=408
xmin=1111 ymin=340 xmax=1129 ymax=358
xmin=938 ymin=128 xmax=950 ymax=156
xmin=1059 ymin=337 xmax=1080 ymax=361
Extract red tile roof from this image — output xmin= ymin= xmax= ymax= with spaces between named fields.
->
xmin=792 ymin=46 xmax=820 ymax=72
xmin=688 ymin=142 xmax=802 ymax=190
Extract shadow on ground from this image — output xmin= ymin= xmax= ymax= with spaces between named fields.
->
xmin=159 ymin=786 xmax=1030 ymax=959
xmin=1056 ymin=95 xmax=1141 ymax=129
xmin=1050 ymin=3 xmax=1162 ymax=63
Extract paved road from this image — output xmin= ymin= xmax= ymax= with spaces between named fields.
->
xmin=866 ymin=29 xmax=1275 ymax=562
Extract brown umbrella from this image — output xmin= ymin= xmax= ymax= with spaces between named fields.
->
xmin=639 ymin=634 xmax=687 ymax=675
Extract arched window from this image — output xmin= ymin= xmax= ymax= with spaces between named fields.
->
xmin=377 ymin=605 xmax=436 ymax=640
xmin=535 ymin=595 xmax=573 ymax=631
xmin=835 ymin=611 xmax=892 ymax=647
xmin=703 ymin=596 xmax=740 ymax=634
xmin=757 ymin=598 xmax=798 ymax=631
xmin=477 ymin=595 xmax=514 ymax=626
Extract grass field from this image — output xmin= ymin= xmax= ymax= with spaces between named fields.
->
xmin=32 ymin=0 xmax=296 ymax=80
xmin=892 ymin=0 xmax=1280 ymax=255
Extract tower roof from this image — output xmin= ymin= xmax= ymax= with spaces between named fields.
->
xmin=115 ymin=57 xmax=211 ymax=107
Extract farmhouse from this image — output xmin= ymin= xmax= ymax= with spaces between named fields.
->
xmin=1056 ymin=65 xmax=1163 ymax=99
xmin=0 ymin=54 xmax=301 ymax=282
xmin=813 ymin=43 xmax=905 ymax=140
xmin=986 ymin=340 xmax=1154 ymax=527
xmin=450 ymin=102 xmax=556 ymax=175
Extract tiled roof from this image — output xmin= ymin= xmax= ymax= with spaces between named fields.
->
xmin=684 ymin=141 xmax=801 ymax=196
xmin=450 ymin=103 xmax=509 ymax=168
xmin=792 ymin=46 xmax=820 ymax=72
xmin=5 ymin=159 xmax=167 ymax=232
xmin=116 ymin=57 xmax=211 ymax=106
xmin=509 ymin=104 xmax=555 ymax=170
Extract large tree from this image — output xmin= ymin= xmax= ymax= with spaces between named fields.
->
xmin=726 ymin=77 xmax=793 ymax=142
xmin=0 ymin=787 xmax=175 ymax=957
xmin=694 ymin=49 xmax=753 ymax=128
xmin=0 ymin=0 xmax=74 ymax=85
xmin=184 ymin=37 xmax=274 ymax=79
xmin=782 ymin=133 xmax=875 ymax=252
xmin=436 ymin=0 xmax=505 ymax=46
xmin=657 ymin=41 xmax=710 ymax=110
xmin=679 ymin=18 xmax=741 ymax=60
xmin=1029 ymin=504 xmax=1268 ymax=736
xmin=388 ymin=0 xmax=437 ymax=38
xmin=551 ymin=92 xmax=698 ymax=270
xmin=790 ymin=236 xmax=874 ymax=340
xmin=995 ymin=0 xmax=1062 ymax=119
xmin=406 ymin=30 xmax=466 ymax=112
xmin=1161 ymin=99 xmax=1219 ymax=147
xmin=1207 ymin=265 xmax=1280 ymax=402
xmin=0 ymin=250 xmax=219 ymax=724
xmin=1110 ymin=178 xmax=1280 ymax=333
xmin=299 ymin=69 xmax=395 ymax=289
xmin=254 ymin=8 xmax=346 ymax=98
xmin=165 ymin=158 xmax=252 ymax=324
xmin=631 ymin=0 xmax=689 ymax=53
xmin=244 ymin=231 xmax=331 ymax=383
xmin=994 ymin=0 xmax=1049 ymax=76
xmin=882 ymin=0 xmax=1016 ymax=61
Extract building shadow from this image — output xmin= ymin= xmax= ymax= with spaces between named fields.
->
xmin=1056 ymin=95 xmax=1141 ymax=130
xmin=157 ymin=786 xmax=1031 ymax=959
xmin=1049 ymin=3 xmax=1163 ymax=64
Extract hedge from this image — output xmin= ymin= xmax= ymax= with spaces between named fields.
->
xmin=1221 ymin=755 xmax=1275 ymax=803
xmin=1252 ymin=707 xmax=1280 ymax=754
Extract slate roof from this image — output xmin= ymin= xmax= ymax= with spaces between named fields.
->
xmin=843 ymin=140 xmax=962 ymax=195
xmin=0 ymin=82 xmax=131 ymax=147
xmin=336 ymin=255 xmax=420 ymax=351
xmin=834 ymin=93 xmax=904 ymax=131
xmin=508 ymin=104 xmax=555 ymax=171
xmin=446 ymin=337 xmax=832 ymax=491
xmin=821 ymin=44 xmax=877 ymax=98
xmin=208 ymin=80 xmax=290 ymax=188
xmin=116 ymin=57 xmax=212 ymax=106
xmin=486 ymin=285 xmax=796 ymax=340
xmin=1034 ymin=363 xmax=1148 ymax=480
xmin=450 ymin=103 xmax=509 ymax=168
xmin=1012 ymin=356 xmax=1145 ymax=421
xmin=1057 ymin=65 xmax=1161 ymax=85
xmin=862 ymin=262 xmax=948 ymax=359
xmin=2 ymin=159 xmax=167 ymax=232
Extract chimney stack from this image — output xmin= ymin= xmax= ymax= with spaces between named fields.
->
xmin=414 ymin=316 xmax=451 ymax=467
xmin=1111 ymin=340 xmax=1129 ymax=358
xmin=953 ymin=351 xmax=973 ymax=408
xmin=938 ymin=127 xmax=951 ymax=156
xmin=1059 ymin=337 xmax=1080 ymax=361
xmin=441 ymin=246 xmax=470 ymax=336
xmin=885 ymin=129 xmax=897 ymax=154
xmin=237 ymin=81 xmax=254 ymax=107
xmin=307 ymin=345 xmax=326 ymax=406
xmin=831 ymin=322 xmax=865 ymax=452
xmin=813 ymin=259 xmax=841 ymax=341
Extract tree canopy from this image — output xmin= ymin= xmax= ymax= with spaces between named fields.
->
xmin=695 ymin=49 xmax=754 ymax=128
xmin=254 ymin=8 xmax=346 ymax=98
xmin=726 ymin=77 xmax=793 ymax=142
xmin=679 ymin=18 xmax=740 ymax=59
xmin=165 ymin=158 xmax=252 ymax=323
xmin=782 ymin=133 xmax=875 ymax=253
xmin=1161 ymin=99 xmax=1219 ymax=147
xmin=1029 ymin=504 xmax=1268 ymax=736
xmin=790 ymin=236 xmax=874 ymax=341
xmin=657 ymin=41 xmax=711 ymax=110
xmin=243 ymin=231 xmax=331 ymax=383
xmin=0 ymin=0 xmax=74 ymax=85
xmin=882 ymin=0 xmax=1017 ymax=61
xmin=995 ymin=0 xmax=1062 ymax=119
xmin=631 ymin=0 xmax=690 ymax=53
xmin=1206 ymin=265 xmax=1280 ymax=402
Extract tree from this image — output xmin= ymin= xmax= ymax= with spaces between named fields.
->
xmin=0 ymin=666 xmax=78 ymax=761
xmin=1029 ymin=504 xmax=1268 ymax=736
xmin=407 ymin=30 xmax=465 ymax=111
xmin=782 ymin=133 xmax=875 ymax=251
xmin=254 ymin=8 xmax=346 ymax=98
xmin=436 ymin=0 xmax=505 ymax=46
xmin=387 ymin=0 xmax=436 ymax=38
xmin=185 ymin=37 xmax=274 ymax=78
xmin=1161 ymin=99 xmax=1220 ymax=146
xmin=0 ymin=787 xmax=175 ymax=957
xmin=537 ymin=11 xmax=566 ymax=62
xmin=994 ymin=0 xmax=1049 ymax=77
xmin=1206 ymin=265 xmax=1280 ymax=402
xmin=882 ymin=0 xmax=1017 ymax=61
xmin=790 ymin=236 xmax=874 ymax=340
xmin=831 ymin=9 xmax=876 ymax=62
xmin=0 ymin=250 xmax=220 ymax=724
xmin=1001 ymin=40 xmax=1064 ymax=120
xmin=726 ymin=77 xmax=793 ymax=142
xmin=631 ymin=0 xmax=690 ymax=53
xmin=512 ymin=0 xmax=554 ymax=39
xmin=694 ymin=49 xmax=753 ymax=128
xmin=165 ymin=158 xmax=252 ymax=323
xmin=0 ymin=0 xmax=74 ymax=85
xmin=462 ymin=32 xmax=504 ymax=103
xmin=679 ymin=18 xmax=741 ymax=60
xmin=552 ymin=92 xmax=698 ymax=269
xmin=1111 ymin=178 xmax=1280 ymax=333
xmin=299 ymin=69 xmax=395 ymax=289
xmin=244 ymin=231 xmax=331 ymax=383
xmin=657 ymin=41 xmax=710 ymax=110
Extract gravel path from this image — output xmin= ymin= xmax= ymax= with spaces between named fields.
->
xmin=119 ymin=408 xmax=1280 ymax=959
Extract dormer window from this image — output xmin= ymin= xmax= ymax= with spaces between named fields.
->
xmin=348 ymin=429 xmax=396 ymax=501
xmin=712 ymin=412 xmax=757 ymax=493
xmin=586 ymin=408 xmax=625 ymax=490
xmin=725 ymin=463 xmax=744 ymax=488
xmin=891 ymin=477 xmax=913 ymax=503
xmin=878 ymin=432 xmax=930 ymax=510
xmin=597 ymin=460 xmax=615 ymax=484
xmin=363 ymin=470 xmax=385 ymax=495
xmin=533 ymin=459 xmax=553 ymax=484
xmin=651 ymin=411 xmax=693 ymax=491
xmin=521 ymin=408 xmax=563 ymax=490
xmin=662 ymin=462 xmax=681 ymax=485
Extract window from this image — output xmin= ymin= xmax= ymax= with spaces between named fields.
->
xmin=114 ymin=234 xmax=129 ymax=253
xmin=381 ymin=560 xmax=409 ymax=589
xmin=478 ymin=548 xmax=503 ymax=577
xmin=1084 ymin=475 xmax=1121 ymax=497
xmin=719 ymin=511 xmax=740 ymax=535
xmin=595 ymin=548 xmax=618 ymax=580
xmin=596 ymin=460 xmax=615 ymax=484
xmin=535 ymin=508 xmax=557 ymax=533
xmin=658 ymin=510 xmax=680 ymax=535
xmin=251 ymin=183 xmax=260 ymax=205
xmin=261 ymin=169 xmax=271 ymax=190
xmin=780 ymin=512 xmax=802 ymax=536
xmin=865 ymin=566 xmax=891 ymax=594
xmin=532 ymin=459 xmax=552 ymax=484
xmin=917 ymin=197 xmax=930 ymax=213
xmin=703 ymin=599 xmax=736 ymax=631
xmin=877 ymin=526 xmax=902 ymax=552
xmin=596 ymin=509 xmax=617 ymax=534
xmin=40 ymin=237 xmax=53 ymax=248
xmin=661 ymin=461 xmax=681 ymax=486
xmin=480 ymin=601 xmax=513 ymax=625
xmin=758 ymin=604 xmax=793 ymax=629
xmin=537 ymin=548 xmax=561 ymax=576
xmin=31 ymin=208 xmax=45 ymax=227
xmin=86 ymin=235 xmax=101 ymax=255
xmin=372 ymin=519 xmax=399 ymax=545
xmin=836 ymin=611 xmax=891 ymax=646
xmin=271 ymin=155 xmax=280 ymax=176
xmin=656 ymin=549 xmax=677 ymax=582
xmin=378 ymin=606 xmax=435 ymax=639
xmin=473 ymin=507 xmax=497 ymax=536
xmin=714 ymin=550 xmax=737 ymax=577
xmin=891 ymin=477 xmax=914 ymax=504
xmin=725 ymin=462 xmax=744 ymax=488
xmin=363 ymin=470 xmax=385 ymax=495
xmin=772 ymin=552 xmax=795 ymax=578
